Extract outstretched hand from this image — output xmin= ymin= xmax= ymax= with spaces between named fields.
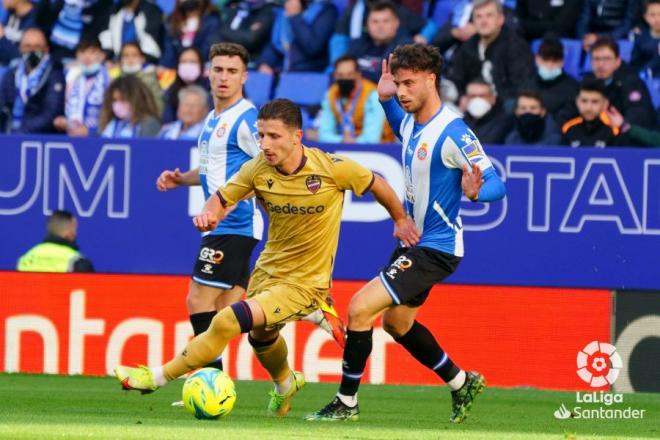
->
xmin=192 ymin=210 xmax=219 ymax=232
xmin=156 ymin=168 xmax=183 ymax=191
xmin=462 ymin=164 xmax=483 ymax=201
xmin=378 ymin=54 xmax=397 ymax=101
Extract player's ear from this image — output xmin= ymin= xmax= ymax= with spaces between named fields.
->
xmin=294 ymin=128 xmax=303 ymax=143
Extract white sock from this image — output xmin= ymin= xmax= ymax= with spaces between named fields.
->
xmin=447 ymin=370 xmax=466 ymax=391
xmin=301 ymin=309 xmax=324 ymax=325
xmin=336 ymin=392 xmax=358 ymax=408
xmin=274 ymin=374 xmax=292 ymax=395
xmin=152 ymin=366 xmax=168 ymax=387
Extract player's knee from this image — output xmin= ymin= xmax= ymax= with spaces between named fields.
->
xmin=382 ymin=315 xmax=412 ymax=339
xmin=347 ymin=297 xmax=372 ymax=327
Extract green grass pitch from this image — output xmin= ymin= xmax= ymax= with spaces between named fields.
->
xmin=0 ymin=374 xmax=657 ymax=439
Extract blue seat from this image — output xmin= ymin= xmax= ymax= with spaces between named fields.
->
xmin=531 ymin=38 xmax=583 ymax=80
xmin=245 ymin=71 xmax=274 ymax=108
xmin=645 ymin=77 xmax=660 ymax=109
xmin=274 ymin=72 xmax=330 ymax=107
xmin=431 ymin=0 xmax=456 ymax=26
xmin=155 ymin=0 xmax=175 ymax=15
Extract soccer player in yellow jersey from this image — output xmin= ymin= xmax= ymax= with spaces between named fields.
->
xmin=115 ymin=98 xmax=420 ymax=417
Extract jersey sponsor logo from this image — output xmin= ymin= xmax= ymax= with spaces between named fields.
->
xmin=417 ymin=142 xmax=428 ymax=160
xmin=306 ymin=175 xmax=322 ymax=194
xmin=265 ymin=201 xmax=325 ymax=215
xmin=266 ymin=178 xmax=274 ymax=189
xmin=461 ymin=138 xmax=485 ymax=164
xmin=199 ymin=247 xmax=224 ymax=264
xmin=384 ymin=255 xmax=413 ymax=279
xmin=216 ymin=123 xmax=227 ymax=138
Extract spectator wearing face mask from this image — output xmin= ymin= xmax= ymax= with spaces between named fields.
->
xmin=505 ymin=90 xmax=561 ymax=145
xmin=161 ymin=0 xmax=220 ymax=68
xmin=162 ymin=47 xmax=210 ymax=123
xmin=99 ymin=0 xmax=165 ymax=64
xmin=460 ymin=78 xmax=512 ymax=144
xmin=318 ymin=54 xmax=391 ymax=143
xmin=53 ymin=39 xmax=109 ymax=137
xmin=159 ymin=84 xmax=209 ymax=140
xmin=99 ymin=74 xmax=161 ymax=138
xmin=631 ymin=0 xmax=660 ymax=78
xmin=0 ymin=28 xmax=65 ymax=133
xmin=525 ymin=37 xmax=579 ymax=126
xmin=561 ymin=79 xmax=623 ymax=147
xmin=116 ymin=42 xmax=164 ymax=116
xmin=0 ymin=0 xmax=37 ymax=65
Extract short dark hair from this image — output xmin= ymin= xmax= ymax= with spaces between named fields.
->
xmin=517 ymin=89 xmax=544 ymax=107
xmin=467 ymin=77 xmax=496 ymax=95
xmin=258 ymin=99 xmax=302 ymax=129
xmin=390 ymin=43 xmax=443 ymax=90
xmin=538 ymin=37 xmax=564 ymax=61
xmin=47 ymin=210 xmax=75 ymax=235
xmin=368 ymin=0 xmax=398 ymax=16
xmin=76 ymin=38 xmax=102 ymax=53
xmin=579 ymin=78 xmax=607 ymax=97
xmin=334 ymin=54 xmax=359 ymax=71
xmin=646 ymin=0 xmax=660 ymax=10
xmin=590 ymin=35 xmax=619 ymax=58
xmin=120 ymin=42 xmax=144 ymax=58
xmin=209 ymin=42 xmax=249 ymax=67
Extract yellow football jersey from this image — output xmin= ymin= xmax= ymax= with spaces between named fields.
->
xmin=218 ymin=146 xmax=374 ymax=289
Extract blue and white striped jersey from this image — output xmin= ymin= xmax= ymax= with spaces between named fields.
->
xmin=198 ymin=98 xmax=264 ymax=239
xmin=384 ymin=100 xmax=496 ymax=257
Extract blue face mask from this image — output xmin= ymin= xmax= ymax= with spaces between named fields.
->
xmin=81 ymin=63 xmax=101 ymax=76
xmin=538 ymin=66 xmax=562 ymax=81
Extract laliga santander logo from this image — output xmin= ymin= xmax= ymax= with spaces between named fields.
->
xmin=576 ymin=341 xmax=623 ymax=388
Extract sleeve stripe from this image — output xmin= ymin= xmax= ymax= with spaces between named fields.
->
xmin=216 ymin=191 xmax=227 ymax=207
xmin=359 ymin=172 xmax=376 ymax=196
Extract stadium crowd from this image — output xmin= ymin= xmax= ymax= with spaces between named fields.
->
xmin=0 ymin=0 xmax=658 ymax=146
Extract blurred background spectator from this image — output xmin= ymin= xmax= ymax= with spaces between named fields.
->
xmin=0 ymin=27 xmax=64 ymax=133
xmin=258 ymin=0 xmax=337 ymax=73
xmin=431 ymin=0 xmax=475 ymax=58
xmin=0 ymin=0 xmax=37 ymax=66
xmin=162 ymin=46 xmax=209 ymax=122
xmin=505 ymin=89 xmax=561 ymax=145
xmin=158 ymin=83 xmax=208 ymax=139
xmin=515 ymin=0 xmax=581 ymax=41
xmin=114 ymin=41 xmax=164 ymax=115
xmin=631 ymin=0 xmax=660 ymax=78
xmin=460 ymin=78 xmax=512 ymax=144
xmin=606 ymin=104 xmax=660 ymax=146
xmin=576 ymin=0 xmax=645 ymax=49
xmin=99 ymin=0 xmax=164 ymax=64
xmin=317 ymin=54 xmax=390 ymax=143
xmin=99 ymin=74 xmax=161 ymax=138
xmin=161 ymin=0 xmax=220 ymax=68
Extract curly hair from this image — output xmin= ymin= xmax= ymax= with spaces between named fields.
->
xmin=98 ymin=75 xmax=161 ymax=132
xmin=389 ymin=43 xmax=443 ymax=91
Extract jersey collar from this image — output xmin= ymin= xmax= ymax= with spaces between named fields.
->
xmin=211 ymin=97 xmax=244 ymax=119
xmin=275 ymin=147 xmax=307 ymax=176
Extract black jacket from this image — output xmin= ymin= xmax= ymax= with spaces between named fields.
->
xmin=561 ymin=115 xmax=622 ymax=147
xmin=216 ymin=2 xmax=278 ymax=65
xmin=446 ymin=25 xmax=535 ymax=105
xmin=348 ymin=30 xmax=412 ymax=83
xmin=576 ymin=0 xmax=644 ymax=39
xmin=464 ymin=104 xmax=514 ymax=145
xmin=585 ymin=65 xmax=657 ymax=128
xmin=526 ymin=71 xmax=579 ymax=126
xmin=515 ymin=0 xmax=581 ymax=40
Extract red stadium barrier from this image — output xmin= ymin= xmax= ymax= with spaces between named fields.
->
xmin=0 ymin=272 xmax=611 ymax=391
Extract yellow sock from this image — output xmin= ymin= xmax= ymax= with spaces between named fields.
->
xmin=163 ymin=306 xmax=241 ymax=380
xmin=253 ymin=335 xmax=291 ymax=385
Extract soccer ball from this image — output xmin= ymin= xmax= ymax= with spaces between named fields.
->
xmin=182 ymin=368 xmax=237 ymax=419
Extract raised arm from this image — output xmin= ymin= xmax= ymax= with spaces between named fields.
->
xmin=378 ymin=55 xmax=406 ymax=140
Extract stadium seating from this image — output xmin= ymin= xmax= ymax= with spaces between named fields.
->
xmin=274 ymin=72 xmax=330 ymax=106
xmin=531 ymin=38 xmax=583 ymax=79
xmin=645 ymin=77 xmax=660 ymax=109
xmin=245 ymin=71 xmax=274 ymax=108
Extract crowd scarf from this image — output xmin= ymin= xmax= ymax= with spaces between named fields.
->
xmin=271 ymin=0 xmax=326 ymax=70
xmin=12 ymin=54 xmax=51 ymax=130
xmin=66 ymin=67 xmax=110 ymax=132
xmin=333 ymin=82 xmax=362 ymax=138
xmin=51 ymin=0 xmax=98 ymax=50
xmin=121 ymin=9 xmax=138 ymax=45
xmin=158 ymin=119 xmax=204 ymax=140
xmin=101 ymin=118 xmax=140 ymax=138
xmin=348 ymin=0 xmax=364 ymax=39
xmin=230 ymin=0 xmax=268 ymax=30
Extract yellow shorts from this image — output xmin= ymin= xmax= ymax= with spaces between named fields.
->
xmin=247 ymin=268 xmax=327 ymax=331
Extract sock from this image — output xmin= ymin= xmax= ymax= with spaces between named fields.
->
xmin=336 ymin=392 xmax=357 ymax=407
xmin=152 ymin=366 xmax=168 ymax=387
xmin=394 ymin=321 xmax=460 ymax=384
xmin=249 ymin=334 xmax=292 ymax=392
xmin=163 ymin=306 xmax=243 ymax=380
xmin=338 ymin=328 xmax=373 ymax=397
xmin=447 ymin=370 xmax=467 ymax=391
xmin=189 ymin=311 xmax=223 ymax=370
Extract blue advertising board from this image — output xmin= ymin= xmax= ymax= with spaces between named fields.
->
xmin=1 ymin=134 xmax=658 ymax=290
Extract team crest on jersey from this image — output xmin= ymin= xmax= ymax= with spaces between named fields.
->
xmin=461 ymin=135 xmax=485 ymax=164
xmin=417 ymin=142 xmax=428 ymax=160
xmin=216 ymin=123 xmax=228 ymax=138
xmin=306 ymin=175 xmax=322 ymax=193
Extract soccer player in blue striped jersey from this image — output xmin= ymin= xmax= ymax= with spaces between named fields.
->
xmin=307 ymin=44 xmax=506 ymax=424
xmin=156 ymin=44 xmax=344 ymax=386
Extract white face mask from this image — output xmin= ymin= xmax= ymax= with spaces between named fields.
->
xmin=467 ymin=97 xmax=492 ymax=119
xmin=121 ymin=63 xmax=142 ymax=74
